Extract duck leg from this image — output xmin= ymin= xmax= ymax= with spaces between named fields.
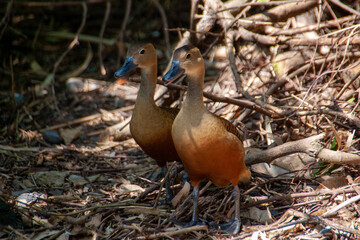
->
xmin=155 ymin=166 xmax=173 ymax=206
xmin=163 ymin=167 xmax=174 ymax=204
xmin=157 ymin=167 xmax=189 ymax=206
xmin=172 ymin=185 xmax=206 ymax=227
xmin=210 ymin=185 xmax=242 ymax=235
xmin=189 ymin=185 xmax=200 ymax=226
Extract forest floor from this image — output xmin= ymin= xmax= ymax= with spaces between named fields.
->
xmin=1 ymin=0 xmax=360 ymax=239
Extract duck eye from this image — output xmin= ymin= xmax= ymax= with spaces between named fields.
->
xmin=139 ymin=49 xmax=145 ymax=54
xmin=186 ymin=53 xmax=191 ymax=59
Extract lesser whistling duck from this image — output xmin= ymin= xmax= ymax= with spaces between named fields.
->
xmin=114 ymin=43 xmax=181 ymax=203
xmin=162 ymin=45 xmax=251 ymax=234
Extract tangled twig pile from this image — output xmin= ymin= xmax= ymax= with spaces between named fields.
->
xmin=0 ymin=0 xmax=360 ymax=239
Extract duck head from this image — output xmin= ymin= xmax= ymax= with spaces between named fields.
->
xmin=162 ymin=45 xmax=204 ymax=84
xmin=114 ymin=43 xmax=157 ymax=79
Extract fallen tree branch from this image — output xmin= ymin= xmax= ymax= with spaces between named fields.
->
xmin=153 ymin=78 xmax=281 ymax=118
xmin=247 ymin=0 xmax=318 ymax=23
xmin=124 ymin=76 xmax=280 ymax=117
xmin=265 ymin=15 xmax=358 ymax=36
xmin=318 ymin=149 xmax=360 ymax=165
xmin=245 ymin=133 xmax=325 ymax=165
xmin=232 ymin=28 xmax=360 ymax=46
xmin=245 ymin=133 xmax=360 ymax=165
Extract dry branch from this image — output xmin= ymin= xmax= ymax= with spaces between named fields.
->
xmin=226 ymin=31 xmax=254 ymax=100
xmin=318 ymin=149 xmax=360 ymax=164
xmin=265 ymin=15 xmax=358 ymax=36
xmin=245 ymin=133 xmax=360 ymax=165
xmin=247 ymin=0 xmax=318 ymax=23
xmin=157 ymin=79 xmax=281 ymax=118
xmin=245 ymin=133 xmax=325 ymax=165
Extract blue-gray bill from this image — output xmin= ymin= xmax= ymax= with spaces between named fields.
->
xmin=162 ymin=60 xmax=185 ymax=85
xmin=114 ymin=56 xmax=138 ymax=79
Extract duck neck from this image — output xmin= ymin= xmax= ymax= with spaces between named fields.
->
xmin=183 ymin=69 xmax=205 ymax=110
xmin=136 ymin=64 xmax=157 ymax=108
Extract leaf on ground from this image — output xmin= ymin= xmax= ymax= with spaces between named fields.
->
xmin=33 ymin=230 xmax=63 ymax=240
xmin=241 ymin=207 xmax=272 ymax=224
xmin=31 ymin=171 xmax=69 ymax=187
xmin=85 ymin=213 xmax=103 ymax=228
xmin=59 ymin=126 xmax=82 ymax=145
xmin=172 ymin=181 xmax=191 ymax=207
xmin=68 ymin=174 xmax=104 ymax=186
xmin=316 ymin=174 xmax=348 ymax=190
xmin=117 ymin=183 xmax=145 ymax=195
xmin=16 ymin=192 xmax=47 ymax=208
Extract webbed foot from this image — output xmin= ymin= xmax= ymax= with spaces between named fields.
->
xmin=210 ymin=219 xmax=241 ymax=235
xmin=171 ymin=218 xmax=208 ymax=228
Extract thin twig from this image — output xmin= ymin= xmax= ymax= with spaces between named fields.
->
xmin=116 ymin=0 xmax=132 ymax=68
xmin=136 ymin=225 xmax=208 ymax=240
xmin=42 ymin=31 xmax=115 ymax=45
xmin=0 ymin=0 xmax=13 ymax=41
xmin=13 ymin=0 xmax=116 ymax=7
xmin=6 ymin=226 xmax=31 ymax=240
xmin=265 ymin=15 xmax=357 ymax=36
xmin=225 ymin=30 xmax=254 ymax=100
xmin=118 ymin=0 xmax=131 ymax=43
xmin=336 ymin=68 xmax=360 ymax=100
xmin=328 ymin=0 xmax=360 ymax=16
xmin=189 ymin=0 xmax=199 ymax=41
xmin=242 ymin=186 xmax=357 ymax=209
xmin=41 ymin=105 xmax=133 ymax=131
xmin=147 ymin=78 xmax=280 ymax=117
xmin=150 ymin=0 xmax=171 ymax=59
xmin=99 ymin=1 xmax=111 ymax=75
xmin=153 ymin=161 xmax=176 ymax=208
xmin=322 ymin=194 xmax=360 ymax=217
xmin=50 ymin=2 xmax=87 ymax=112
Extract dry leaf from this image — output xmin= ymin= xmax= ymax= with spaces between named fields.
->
xmin=59 ymin=126 xmax=82 ymax=145
xmin=171 ymin=181 xmax=191 ymax=207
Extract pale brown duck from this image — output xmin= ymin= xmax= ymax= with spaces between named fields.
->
xmin=162 ymin=45 xmax=251 ymax=234
xmin=114 ymin=43 xmax=181 ymax=203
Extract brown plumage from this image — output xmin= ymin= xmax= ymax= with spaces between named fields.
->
xmin=114 ymin=43 xmax=181 ymax=202
xmin=162 ymin=45 xmax=251 ymax=234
